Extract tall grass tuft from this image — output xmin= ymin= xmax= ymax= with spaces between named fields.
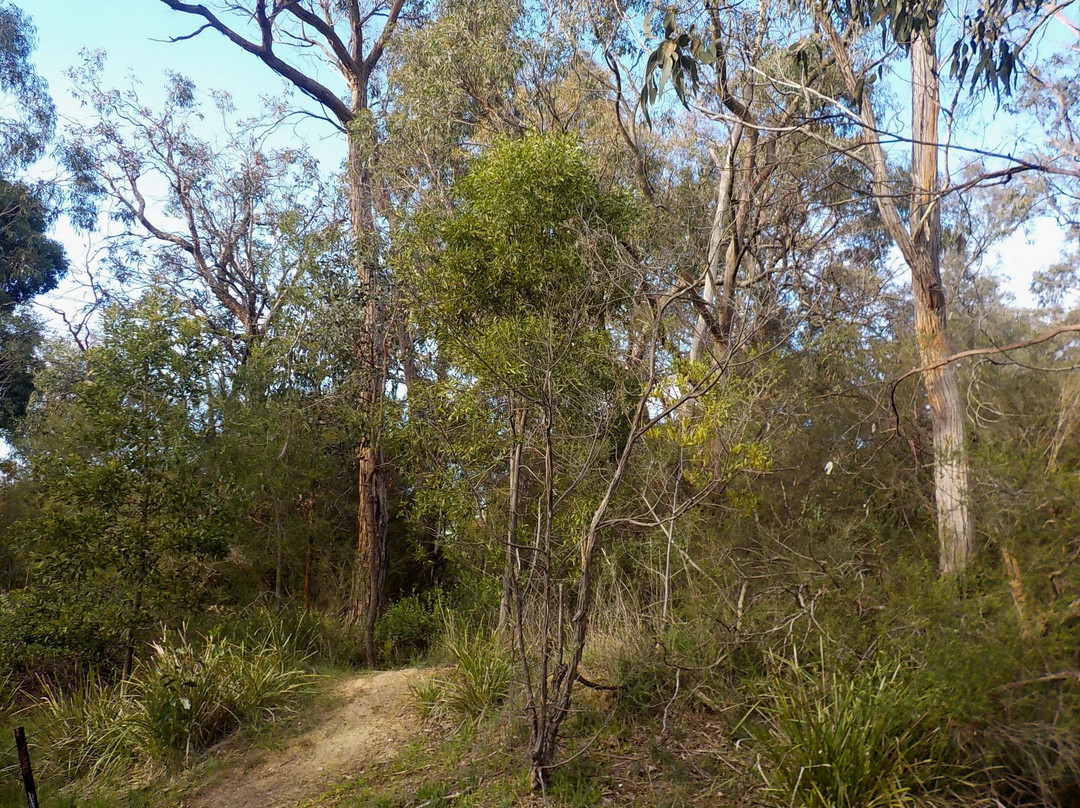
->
xmin=0 ymin=670 xmax=16 ymax=721
xmin=220 ymin=603 xmax=365 ymax=667
xmin=33 ymin=626 xmax=316 ymax=783
xmin=754 ymin=657 xmax=956 ymax=808
xmin=410 ymin=612 xmax=512 ymax=721
xmin=35 ymin=674 xmax=143 ymax=781
xmin=136 ymin=627 xmax=315 ymax=764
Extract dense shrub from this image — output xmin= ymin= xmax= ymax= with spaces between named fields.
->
xmin=374 ymin=593 xmax=442 ymax=666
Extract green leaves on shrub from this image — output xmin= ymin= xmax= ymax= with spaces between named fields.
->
xmin=374 ymin=593 xmax=441 ymax=666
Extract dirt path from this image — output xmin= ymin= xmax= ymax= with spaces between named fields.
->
xmin=187 ymin=668 xmax=423 ymax=808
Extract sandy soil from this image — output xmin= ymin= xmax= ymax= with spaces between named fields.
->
xmin=185 ymin=668 xmax=422 ymax=808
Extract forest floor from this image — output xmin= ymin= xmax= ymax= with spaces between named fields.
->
xmin=184 ymin=668 xmax=423 ymax=808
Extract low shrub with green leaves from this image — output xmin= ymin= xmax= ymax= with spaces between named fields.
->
xmin=374 ymin=593 xmax=442 ymax=666
xmin=754 ymin=657 xmax=956 ymax=808
xmin=137 ymin=627 xmax=314 ymax=763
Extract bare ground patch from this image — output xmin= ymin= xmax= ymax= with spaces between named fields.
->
xmin=185 ymin=668 xmax=422 ymax=808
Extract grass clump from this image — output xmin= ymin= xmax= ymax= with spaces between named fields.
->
xmin=411 ymin=613 xmax=512 ymax=721
xmin=35 ymin=674 xmax=143 ymax=781
xmin=754 ymin=656 xmax=955 ymax=808
xmin=33 ymin=626 xmax=316 ymax=784
xmin=214 ymin=603 xmax=366 ymax=669
xmin=137 ymin=627 xmax=314 ymax=763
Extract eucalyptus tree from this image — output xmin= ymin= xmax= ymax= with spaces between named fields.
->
xmin=0 ymin=2 xmax=54 ymax=173
xmin=156 ymin=0 xmax=425 ymax=662
xmin=66 ymin=65 xmax=333 ymax=358
xmin=638 ymin=0 xmax=1068 ymax=575
xmin=0 ymin=2 xmax=66 ymax=432
xmin=798 ymin=0 xmax=1073 ymax=574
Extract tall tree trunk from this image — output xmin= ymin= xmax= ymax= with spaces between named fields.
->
xmin=304 ymin=532 xmax=314 ymax=613
xmin=690 ymin=134 xmax=739 ymax=362
xmin=910 ymin=28 xmax=973 ymax=575
xmin=153 ymin=0 xmax=411 ymax=655
xmin=347 ymin=105 xmax=391 ymax=665
xmin=818 ymin=10 xmax=974 ymax=575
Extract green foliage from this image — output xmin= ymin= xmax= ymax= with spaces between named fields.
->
xmin=0 ymin=304 xmax=42 ymax=433
xmin=0 ymin=4 xmax=65 ymax=435
xmin=0 ymin=178 xmax=67 ymax=308
xmin=404 ymin=132 xmax=635 ymax=395
xmin=3 ymin=295 xmax=228 ymax=670
xmin=33 ymin=626 xmax=314 ymax=783
xmin=0 ymin=1 xmax=56 ymax=170
xmin=398 ymin=131 xmax=642 ymax=628
xmin=640 ymin=9 xmax=715 ymax=122
xmin=833 ymin=0 xmax=1037 ymax=97
xmin=375 ymin=593 xmax=443 ymax=666
xmin=754 ymin=657 xmax=954 ymax=808
xmin=429 ymin=131 xmax=633 ymax=325
xmin=642 ymin=0 xmax=1042 ymax=130
xmin=411 ymin=614 xmax=513 ymax=721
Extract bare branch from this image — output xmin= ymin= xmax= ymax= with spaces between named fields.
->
xmin=158 ymin=0 xmax=354 ymax=125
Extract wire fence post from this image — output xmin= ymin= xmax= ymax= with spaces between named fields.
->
xmin=14 ymin=726 xmax=40 ymax=808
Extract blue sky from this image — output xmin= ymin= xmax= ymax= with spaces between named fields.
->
xmin=32 ymin=1 xmax=303 ymax=118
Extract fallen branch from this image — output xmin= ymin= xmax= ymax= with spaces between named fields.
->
xmin=577 ymin=672 xmax=621 ymax=692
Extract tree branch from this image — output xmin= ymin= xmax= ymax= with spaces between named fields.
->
xmin=890 ymin=323 xmax=1080 ymax=430
xmin=280 ymin=1 xmax=359 ymax=77
xmin=158 ymin=0 xmax=353 ymax=126
xmin=893 ymin=323 xmax=1080 ymax=387
xmin=363 ymin=0 xmax=406 ymax=74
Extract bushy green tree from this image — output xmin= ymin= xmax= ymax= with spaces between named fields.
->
xmin=402 ymin=131 xmax=648 ymax=782
xmin=3 ymin=295 xmax=228 ymax=675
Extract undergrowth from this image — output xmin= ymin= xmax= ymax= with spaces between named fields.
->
xmin=411 ymin=612 xmax=513 ymax=721
xmin=30 ymin=626 xmax=315 ymax=788
xmin=752 ymin=655 xmax=956 ymax=808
